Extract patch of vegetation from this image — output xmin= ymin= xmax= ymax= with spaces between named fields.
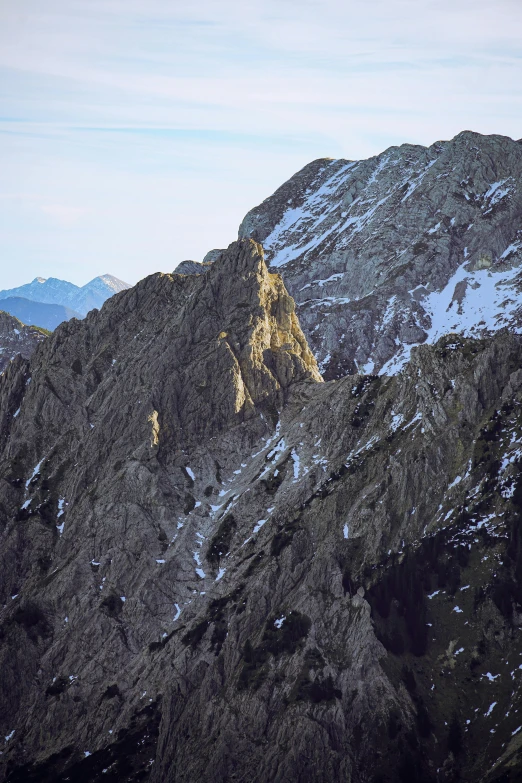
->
xmin=181 ymin=585 xmax=245 ymax=654
xmin=100 ymin=594 xmax=124 ymax=618
xmin=101 ymin=684 xmax=121 ymax=700
xmin=32 ymin=325 xmax=52 ymax=337
xmin=45 ymin=676 xmax=69 ymax=697
xmin=183 ymin=493 xmax=196 ymax=514
xmin=255 ymin=452 xmax=291 ymax=495
xmin=294 ymin=673 xmax=341 ymax=703
xmin=367 ymin=550 xmax=429 ymax=656
xmin=412 ymin=241 xmax=429 ymax=256
xmin=181 ymin=466 xmax=195 ymax=487
xmin=207 ymin=514 xmax=236 ymax=564
xmin=181 ymin=619 xmax=209 ymax=648
xmin=12 ymin=601 xmax=52 ymax=642
xmin=238 ymin=610 xmax=311 ymax=690
xmin=270 ymin=510 xmax=303 ymax=556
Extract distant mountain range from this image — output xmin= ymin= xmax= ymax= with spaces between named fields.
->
xmin=0 ymin=274 xmax=130 ymax=319
xmin=0 ymin=297 xmax=83 ymax=332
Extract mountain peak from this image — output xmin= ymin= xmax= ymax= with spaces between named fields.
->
xmin=238 ymin=129 xmax=522 ymax=378
xmin=0 ymin=273 xmax=131 ymax=318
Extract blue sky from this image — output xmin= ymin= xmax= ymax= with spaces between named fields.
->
xmin=1 ymin=0 xmax=521 ymax=288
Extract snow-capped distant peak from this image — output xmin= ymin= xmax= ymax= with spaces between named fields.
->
xmin=0 ymin=274 xmax=131 ymax=317
xmin=90 ymin=275 xmax=130 ymax=294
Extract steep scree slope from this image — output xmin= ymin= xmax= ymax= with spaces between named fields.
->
xmin=2 ymin=241 xmax=522 ymax=782
xmin=239 ymin=131 xmax=522 ymax=379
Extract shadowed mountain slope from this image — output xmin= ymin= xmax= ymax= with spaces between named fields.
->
xmin=2 ymin=243 xmax=522 ymax=783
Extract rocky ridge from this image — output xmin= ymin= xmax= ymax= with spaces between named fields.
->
xmin=0 ymin=311 xmax=48 ymax=375
xmin=2 ymin=240 xmax=522 ymax=782
xmin=239 ymin=131 xmax=522 ymax=378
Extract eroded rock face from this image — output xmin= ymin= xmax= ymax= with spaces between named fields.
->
xmin=0 ymin=311 xmax=48 ymax=374
xmin=173 ymin=260 xmax=212 ymax=275
xmin=2 ymin=239 xmax=522 ymax=783
xmin=239 ymin=130 xmax=522 ymax=378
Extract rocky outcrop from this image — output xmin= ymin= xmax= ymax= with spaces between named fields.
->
xmin=0 ymin=311 xmax=48 ymax=374
xmin=174 ymin=250 xmax=223 ymax=275
xmin=239 ymin=131 xmax=522 ymax=378
xmin=2 ymin=239 xmax=522 ymax=782
xmin=202 ymin=249 xmax=224 ymax=264
xmin=173 ymin=260 xmax=213 ymax=275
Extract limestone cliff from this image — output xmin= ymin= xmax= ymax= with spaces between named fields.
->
xmin=1 ymin=240 xmax=522 ymax=783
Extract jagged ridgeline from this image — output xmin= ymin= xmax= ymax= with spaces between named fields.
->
xmin=1 ymin=143 xmax=522 ymax=783
xmin=238 ymin=130 xmax=522 ymax=380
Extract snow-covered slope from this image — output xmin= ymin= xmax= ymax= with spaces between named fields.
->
xmin=239 ymin=130 xmax=522 ymax=377
xmin=0 ymin=274 xmax=131 ymax=317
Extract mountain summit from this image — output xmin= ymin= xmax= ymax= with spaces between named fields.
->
xmin=0 ymin=274 xmax=131 ymax=318
xmin=239 ymin=130 xmax=522 ymax=378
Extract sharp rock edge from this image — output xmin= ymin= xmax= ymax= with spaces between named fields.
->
xmin=1 ymin=158 xmax=522 ymax=783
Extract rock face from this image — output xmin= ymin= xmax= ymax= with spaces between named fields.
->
xmin=173 ymin=260 xmax=213 ymax=275
xmin=2 ymin=239 xmax=522 ymax=782
xmin=239 ymin=130 xmax=522 ymax=378
xmin=0 ymin=274 xmax=131 ymax=318
xmin=173 ymin=250 xmax=224 ymax=275
xmin=0 ymin=298 xmax=83 ymax=332
xmin=0 ymin=310 xmax=48 ymax=374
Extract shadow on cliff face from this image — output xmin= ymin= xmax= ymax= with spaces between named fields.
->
xmin=6 ymin=701 xmax=161 ymax=783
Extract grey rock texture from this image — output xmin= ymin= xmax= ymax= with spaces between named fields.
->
xmin=2 ymin=240 xmax=522 ymax=782
xmin=173 ymin=260 xmax=213 ymax=275
xmin=174 ymin=250 xmax=224 ymax=275
xmin=0 ymin=310 xmax=48 ymax=374
xmin=239 ymin=131 xmax=522 ymax=378
xmin=202 ymin=248 xmax=224 ymax=264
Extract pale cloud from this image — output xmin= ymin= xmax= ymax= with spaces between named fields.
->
xmin=40 ymin=204 xmax=89 ymax=225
